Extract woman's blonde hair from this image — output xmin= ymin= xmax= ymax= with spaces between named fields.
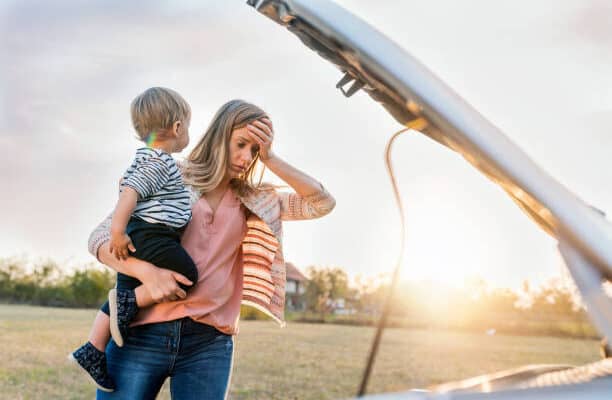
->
xmin=182 ymin=99 xmax=269 ymax=196
xmin=131 ymin=87 xmax=191 ymax=141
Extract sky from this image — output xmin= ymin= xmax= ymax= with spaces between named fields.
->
xmin=1 ymin=0 xmax=611 ymax=289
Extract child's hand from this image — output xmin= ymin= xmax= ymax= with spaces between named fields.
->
xmin=109 ymin=232 xmax=136 ymax=260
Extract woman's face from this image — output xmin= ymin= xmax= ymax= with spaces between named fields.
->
xmin=227 ymin=126 xmax=259 ymax=179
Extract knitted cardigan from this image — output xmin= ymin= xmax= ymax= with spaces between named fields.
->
xmin=87 ymin=184 xmax=335 ymax=325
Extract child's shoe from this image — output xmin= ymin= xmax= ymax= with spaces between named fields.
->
xmin=68 ymin=342 xmax=115 ymax=392
xmin=108 ymin=288 xmax=139 ymax=347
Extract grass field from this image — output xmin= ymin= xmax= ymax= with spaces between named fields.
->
xmin=0 ymin=304 xmax=602 ymax=399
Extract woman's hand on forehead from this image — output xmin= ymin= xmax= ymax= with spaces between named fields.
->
xmin=246 ymin=118 xmax=274 ymax=161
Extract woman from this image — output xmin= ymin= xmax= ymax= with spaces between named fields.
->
xmin=87 ymin=99 xmax=335 ymax=399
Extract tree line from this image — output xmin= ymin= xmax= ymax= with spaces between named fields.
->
xmin=300 ymin=266 xmax=599 ymax=338
xmin=0 ymin=258 xmax=600 ymax=338
xmin=0 ymin=258 xmax=113 ymax=307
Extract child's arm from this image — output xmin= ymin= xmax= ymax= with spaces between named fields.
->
xmin=109 ymin=187 xmax=138 ymax=260
xmin=110 ymin=151 xmax=171 ymax=260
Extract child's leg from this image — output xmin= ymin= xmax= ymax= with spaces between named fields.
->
xmin=88 ymin=311 xmax=111 ymax=352
xmin=133 ymin=238 xmax=197 ymax=294
xmin=69 ymin=308 xmax=115 ymax=392
xmin=112 ymin=245 xmax=194 ymax=314
xmin=127 ymin=219 xmax=197 ymax=309
xmin=130 ymin=234 xmax=198 ymax=291
xmin=109 ymin=273 xmax=141 ymax=347
xmin=109 ymin=242 xmax=196 ymax=347
xmin=108 ymin=218 xmax=197 ymax=346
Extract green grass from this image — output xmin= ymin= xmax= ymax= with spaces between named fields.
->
xmin=0 ymin=304 xmax=602 ymax=399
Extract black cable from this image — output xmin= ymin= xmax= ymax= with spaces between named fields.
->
xmin=357 ymin=126 xmax=412 ymax=397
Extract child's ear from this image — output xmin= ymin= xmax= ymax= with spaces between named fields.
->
xmin=172 ymin=121 xmax=181 ymax=136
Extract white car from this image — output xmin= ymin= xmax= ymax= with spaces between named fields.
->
xmin=247 ymin=1 xmax=612 ymax=398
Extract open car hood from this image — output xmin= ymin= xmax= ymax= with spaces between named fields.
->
xmin=247 ymin=0 xmax=612 ymax=336
xmin=245 ymin=0 xmax=612 ymax=267
xmin=247 ymin=0 xmax=612 ymax=343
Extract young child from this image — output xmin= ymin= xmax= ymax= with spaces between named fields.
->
xmin=69 ymin=87 xmax=197 ymax=392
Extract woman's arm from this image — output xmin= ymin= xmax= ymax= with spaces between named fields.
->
xmin=248 ymin=119 xmax=321 ymax=197
xmin=98 ymin=243 xmax=191 ymax=302
xmin=263 ymin=153 xmax=336 ymax=220
xmin=247 ymin=118 xmax=336 ymax=219
xmin=88 ymin=214 xmax=191 ymax=302
xmin=247 ymin=118 xmax=336 ymax=220
xmin=263 ymin=153 xmax=324 ymax=197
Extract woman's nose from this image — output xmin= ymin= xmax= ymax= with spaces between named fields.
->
xmin=241 ymin=151 xmax=253 ymax=166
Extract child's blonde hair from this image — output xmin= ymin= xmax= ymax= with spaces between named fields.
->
xmin=130 ymin=87 xmax=191 ymax=141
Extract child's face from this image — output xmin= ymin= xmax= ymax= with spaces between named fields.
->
xmin=176 ymin=116 xmax=191 ymax=152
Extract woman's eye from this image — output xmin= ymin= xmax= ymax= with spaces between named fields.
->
xmin=237 ymin=142 xmax=245 ymax=148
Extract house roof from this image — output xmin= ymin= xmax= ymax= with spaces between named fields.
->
xmin=286 ymin=262 xmax=307 ymax=282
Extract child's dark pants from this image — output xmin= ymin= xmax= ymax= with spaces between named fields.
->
xmin=100 ymin=217 xmax=197 ymax=315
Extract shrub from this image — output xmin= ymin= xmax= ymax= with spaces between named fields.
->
xmin=0 ymin=258 xmax=114 ymax=308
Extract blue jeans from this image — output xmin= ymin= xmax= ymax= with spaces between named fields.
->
xmin=98 ymin=318 xmax=234 ymax=399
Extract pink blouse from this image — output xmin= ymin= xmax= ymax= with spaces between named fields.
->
xmin=132 ymin=188 xmax=247 ymax=335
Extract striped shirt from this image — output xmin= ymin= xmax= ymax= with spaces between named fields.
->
xmin=120 ymin=147 xmax=191 ymax=228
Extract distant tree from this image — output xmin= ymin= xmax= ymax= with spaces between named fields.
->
xmin=350 ymin=273 xmax=390 ymax=315
xmin=304 ymin=266 xmax=349 ymax=317
xmin=327 ymin=267 xmax=348 ymax=299
xmin=68 ymin=268 xmax=115 ymax=307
